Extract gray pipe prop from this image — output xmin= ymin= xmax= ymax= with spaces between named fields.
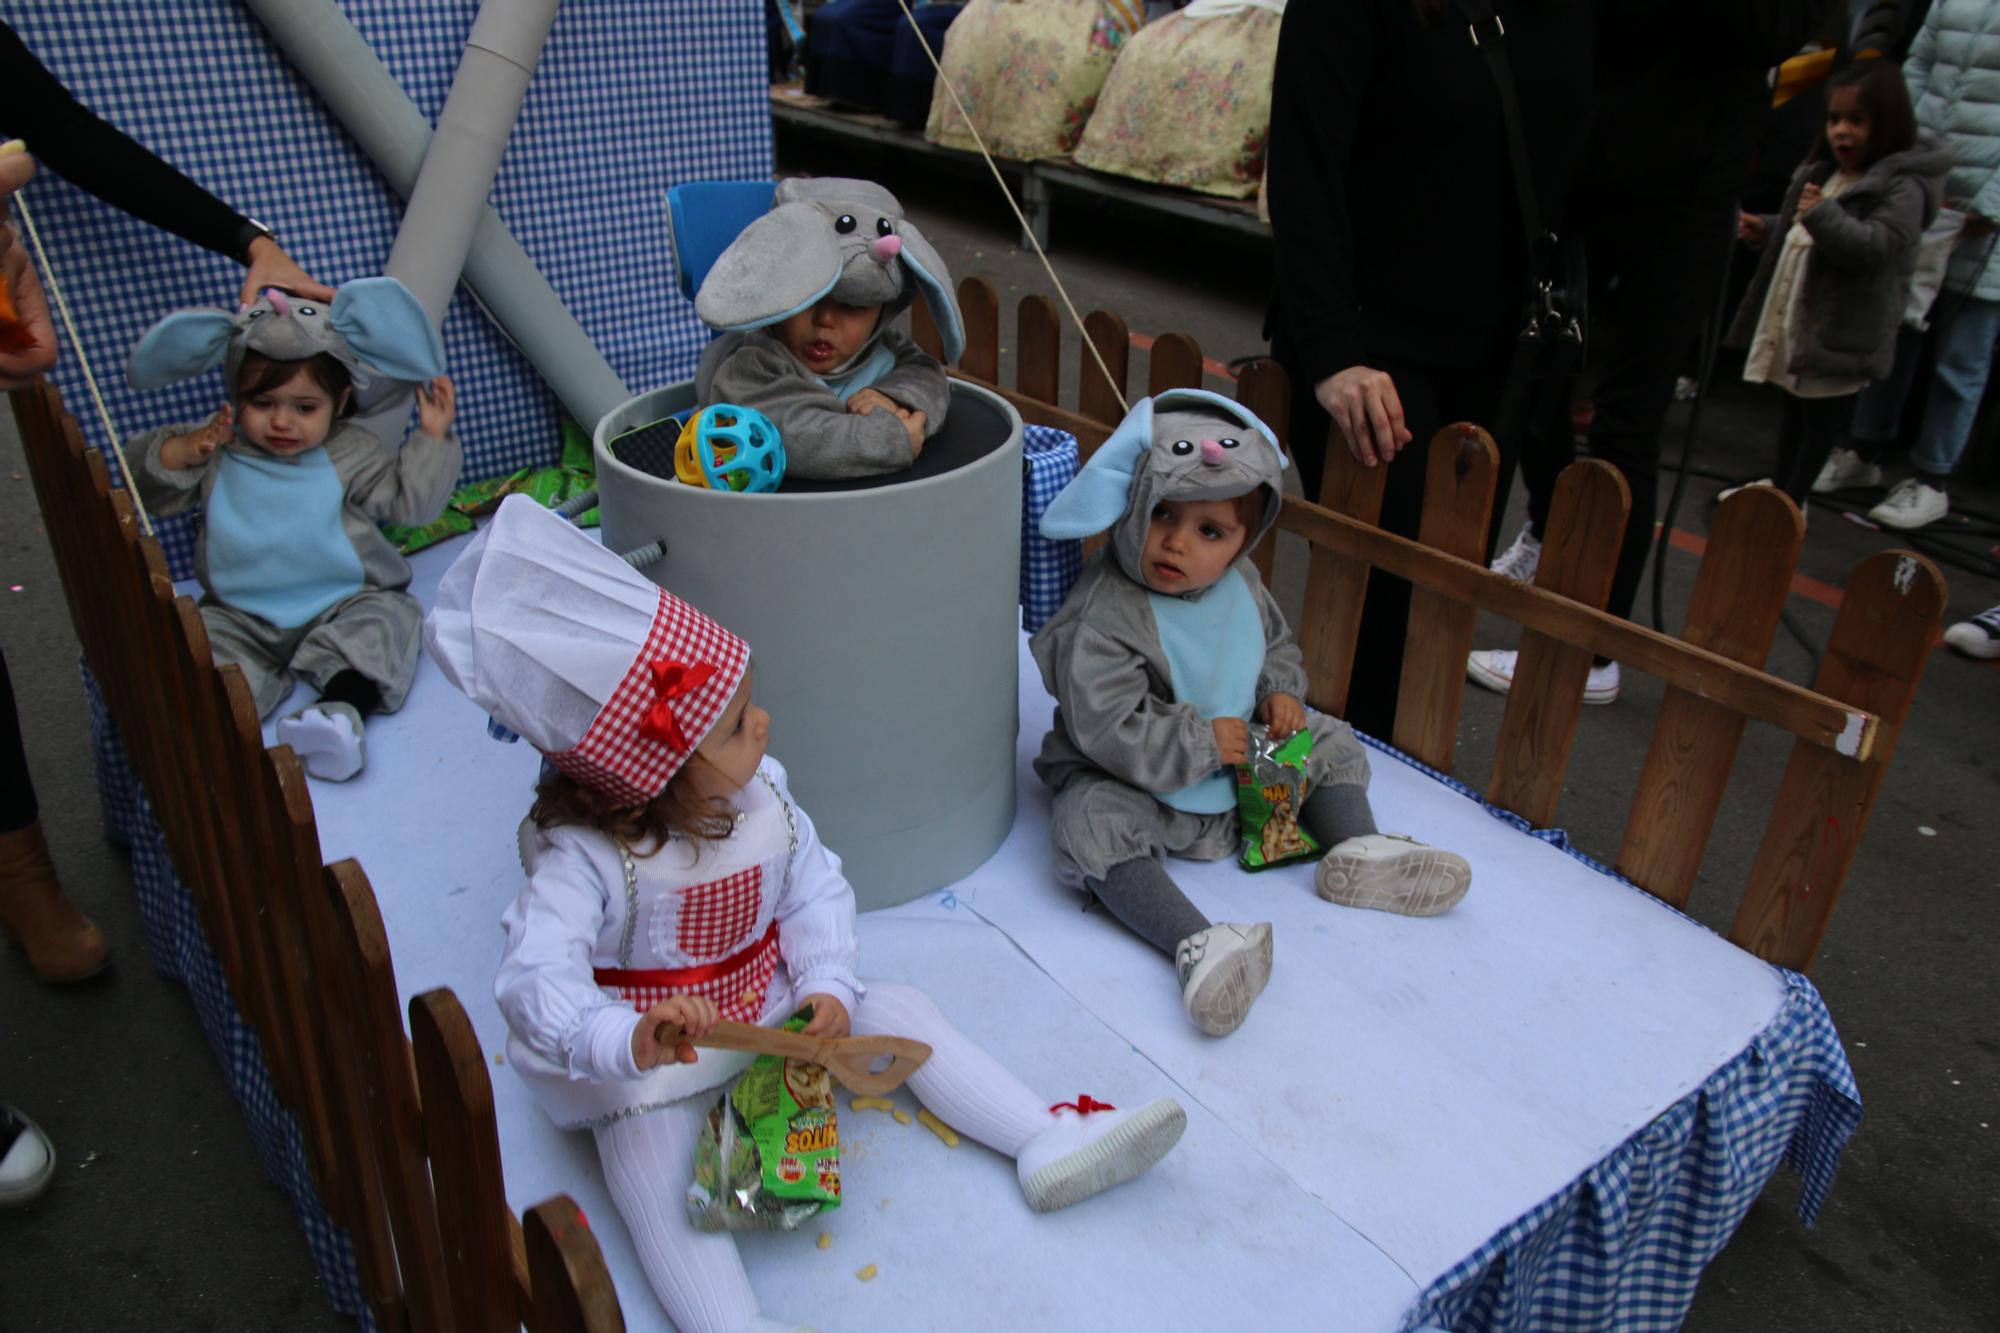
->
xmin=241 ymin=0 xmax=631 ymax=431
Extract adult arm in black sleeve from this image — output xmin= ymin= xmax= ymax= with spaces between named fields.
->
xmin=0 ymin=21 xmax=331 ymax=303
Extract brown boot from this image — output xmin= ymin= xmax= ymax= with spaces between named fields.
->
xmin=0 ymin=820 xmax=109 ymax=982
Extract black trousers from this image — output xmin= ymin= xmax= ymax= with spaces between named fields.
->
xmin=1773 ymin=391 xmax=1857 ymax=504
xmin=1516 ymin=189 xmax=1738 ymax=623
xmin=1282 ymin=353 xmax=1508 ymax=741
xmin=1 ymin=647 xmax=36 ymax=834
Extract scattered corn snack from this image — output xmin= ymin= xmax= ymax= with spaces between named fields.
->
xmin=892 ymin=1109 xmax=913 ymax=1125
xmin=856 ymin=1264 xmax=878 ymax=1282
xmin=816 ymin=1232 xmax=832 ymax=1250
xmin=850 ymin=1096 xmax=895 ymax=1113
xmin=917 ymin=1109 xmax=960 ymax=1147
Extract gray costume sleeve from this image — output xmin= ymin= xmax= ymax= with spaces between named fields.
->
xmin=866 ymin=332 xmax=952 ymax=431
xmin=707 ymin=342 xmax=916 ymax=479
xmin=1250 ymin=567 xmax=1309 ymax=701
xmin=337 ymin=426 xmax=463 ymax=527
xmin=1799 ymin=175 xmax=1927 ymax=273
xmin=1055 ymin=622 xmax=1227 ymax=793
xmin=123 ymin=423 xmax=215 ymax=518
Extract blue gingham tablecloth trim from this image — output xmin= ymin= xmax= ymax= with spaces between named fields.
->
xmin=1347 ymin=732 xmax=1863 ymax=1333
xmin=80 ymin=664 xmax=374 ymax=1329
xmin=14 ymin=1 xmax=773 ymax=583
xmin=1021 ymin=423 xmax=1082 ymax=633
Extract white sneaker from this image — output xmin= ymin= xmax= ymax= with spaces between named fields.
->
xmin=1016 ymin=1096 xmax=1186 ymax=1212
xmin=1716 ymin=477 xmax=1774 ymax=503
xmin=1489 ymin=524 xmax=1542 ymax=582
xmin=1943 ymin=605 xmax=2000 ymax=660
xmin=1173 ymin=922 xmax=1272 ymax=1037
xmin=0 ymin=1104 xmax=56 ymax=1208
xmin=1868 ymin=478 xmax=1949 ymax=530
xmin=1467 ymin=649 xmax=1621 ymax=704
xmin=1811 ymin=447 xmax=1883 ymax=494
xmin=277 ymin=701 xmax=367 ymax=781
xmin=1315 ymin=834 xmax=1472 ymax=917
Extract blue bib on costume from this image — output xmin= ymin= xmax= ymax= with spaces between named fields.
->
xmin=205 ymin=447 xmax=365 ymax=628
xmin=816 ymin=344 xmax=898 ymax=403
xmin=1149 ymin=570 xmax=1263 ymax=814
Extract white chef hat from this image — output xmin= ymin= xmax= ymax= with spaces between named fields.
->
xmin=422 ymin=495 xmax=749 ymax=807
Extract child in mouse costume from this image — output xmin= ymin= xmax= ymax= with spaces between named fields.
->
xmin=123 ymin=277 xmax=458 ymax=781
xmin=424 ymin=495 xmax=1186 ymax=1333
xmin=692 ymin=176 xmax=965 ymax=480
xmin=1032 ymin=389 xmax=1473 ymax=1039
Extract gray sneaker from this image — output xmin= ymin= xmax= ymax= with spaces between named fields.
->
xmin=1811 ymin=447 xmax=1882 ymax=494
xmin=1316 ymin=834 xmax=1472 ymax=916
xmin=1174 ymin=922 xmax=1272 ymax=1037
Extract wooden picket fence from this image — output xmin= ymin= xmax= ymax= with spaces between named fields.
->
xmin=8 ymin=273 xmax=1942 ymax=1328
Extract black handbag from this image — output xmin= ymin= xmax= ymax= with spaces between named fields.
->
xmin=1451 ymin=0 xmax=1587 ymax=441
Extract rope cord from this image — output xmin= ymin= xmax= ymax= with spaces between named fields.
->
xmin=14 ymin=187 xmax=154 ymax=535
xmin=891 ymin=0 xmax=1130 ymax=416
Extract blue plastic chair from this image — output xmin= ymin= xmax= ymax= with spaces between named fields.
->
xmin=666 ymin=180 xmax=777 ymax=303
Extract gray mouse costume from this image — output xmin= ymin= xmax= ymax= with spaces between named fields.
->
xmin=692 ymin=177 xmax=964 ymax=480
xmin=1030 ymin=389 xmax=1371 ymax=893
xmin=123 ymin=278 xmax=458 ymax=720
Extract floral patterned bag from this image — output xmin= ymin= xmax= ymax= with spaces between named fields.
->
xmin=1073 ymin=6 xmax=1282 ymax=199
xmin=924 ymin=0 xmax=1141 ymax=161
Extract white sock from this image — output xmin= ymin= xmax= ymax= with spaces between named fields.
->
xmin=276 ymin=701 xmax=365 ymax=781
xmin=852 ymin=981 xmax=1053 ymax=1157
xmin=595 ymin=1101 xmax=774 ymax=1333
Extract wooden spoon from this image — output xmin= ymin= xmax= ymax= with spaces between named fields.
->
xmin=653 ymin=1019 xmax=931 ymax=1096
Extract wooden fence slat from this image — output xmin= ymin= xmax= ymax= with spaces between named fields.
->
xmin=1485 ymin=460 xmax=1630 ymax=826
xmin=1618 ymin=487 xmax=1803 ymax=908
xmin=958 ymin=277 xmax=1000 ymax=383
xmin=1391 ymin=425 xmax=1498 ymax=770
xmin=412 ymin=986 xmax=521 ymax=1332
xmin=1296 ymin=428 xmax=1388 ymax=719
xmin=1078 ymin=309 xmax=1130 ymax=431
xmin=525 ymin=1197 xmax=628 ymax=1333
xmin=1015 ymin=294 xmax=1062 ymax=406
xmin=1234 ymin=358 xmax=1292 ymax=587
xmin=910 ymin=292 xmax=943 ymax=363
xmin=1146 ymin=331 xmax=1204 ymax=395
xmin=1730 ymin=551 xmax=1946 ymax=970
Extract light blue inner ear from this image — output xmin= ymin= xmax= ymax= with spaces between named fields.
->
xmin=329 ymin=277 xmax=445 ymax=383
xmin=127 ymin=309 xmax=235 ymax=390
xmin=899 ymin=249 xmax=964 ymax=364
xmin=1040 ymin=397 xmax=1156 ymax=539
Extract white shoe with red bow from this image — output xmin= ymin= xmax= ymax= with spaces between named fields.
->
xmin=1016 ymin=1095 xmax=1187 ymax=1212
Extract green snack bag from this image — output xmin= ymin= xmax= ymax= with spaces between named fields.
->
xmin=1236 ymin=724 xmax=1320 ymax=871
xmin=686 ymin=1009 xmax=841 ymax=1232
xmin=559 ymin=417 xmax=596 ymax=475
xmin=380 ymin=508 xmax=475 ymax=555
xmin=449 ymin=466 xmax=535 ymax=517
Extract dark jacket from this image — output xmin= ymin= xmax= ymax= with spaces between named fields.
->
xmin=1726 ymin=135 xmax=1953 ymax=383
xmin=1264 ymin=0 xmax=1593 ymax=382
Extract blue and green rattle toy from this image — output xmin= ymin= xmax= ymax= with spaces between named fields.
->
xmin=674 ymin=404 xmax=785 ymax=493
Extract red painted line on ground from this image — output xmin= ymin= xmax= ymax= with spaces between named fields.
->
xmin=1127 ymin=331 xmax=1238 ymax=383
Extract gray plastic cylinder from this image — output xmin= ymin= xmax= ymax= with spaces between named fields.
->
xmin=593 ymin=380 xmax=1023 ymax=909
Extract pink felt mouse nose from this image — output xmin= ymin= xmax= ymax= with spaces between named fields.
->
xmin=265 ymin=288 xmax=290 ymax=314
xmin=871 ymin=233 xmax=903 ymax=262
xmin=1200 ymin=438 xmax=1227 ymax=465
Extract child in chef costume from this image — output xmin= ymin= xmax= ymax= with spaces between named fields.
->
xmin=422 ymin=496 xmax=1186 ymax=1333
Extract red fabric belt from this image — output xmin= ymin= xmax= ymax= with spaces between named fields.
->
xmin=593 ymin=920 xmax=780 ymax=991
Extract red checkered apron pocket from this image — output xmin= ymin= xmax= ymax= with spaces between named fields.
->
xmin=676 ymin=866 xmax=764 ymax=957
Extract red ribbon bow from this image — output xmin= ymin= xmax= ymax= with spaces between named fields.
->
xmin=1049 ymin=1095 xmax=1117 ymax=1116
xmin=638 ymin=658 xmax=717 ymax=751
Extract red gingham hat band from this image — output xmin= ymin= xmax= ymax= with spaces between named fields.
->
xmin=548 ymin=589 xmax=749 ymax=806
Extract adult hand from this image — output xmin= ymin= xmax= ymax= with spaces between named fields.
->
xmin=416 ymin=375 xmax=456 ymax=438
xmin=0 ymin=149 xmax=58 ymax=388
xmin=1314 ymin=365 xmax=1410 ymax=467
xmin=1796 ymin=182 xmax=1823 ymax=217
xmin=240 ymin=234 xmax=334 ymax=308
xmin=631 ymin=994 xmax=719 ymax=1070
xmin=798 ymin=993 xmax=852 ymax=1040
xmin=1736 ymin=211 xmax=1767 ymax=245
xmin=1212 ymin=716 xmax=1249 ymax=766
xmin=1258 ymin=692 xmax=1306 ymax=741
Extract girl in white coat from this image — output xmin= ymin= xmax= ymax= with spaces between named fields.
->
xmin=424 ymin=496 xmax=1185 ymax=1333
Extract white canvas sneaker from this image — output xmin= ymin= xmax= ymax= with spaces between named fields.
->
xmin=276 ymin=701 xmax=367 ymax=781
xmin=1811 ymin=447 xmax=1883 ymax=494
xmin=0 ymin=1104 xmax=56 ymax=1208
xmin=1016 ymin=1095 xmax=1187 ymax=1212
xmin=1716 ymin=477 xmax=1774 ymax=503
xmin=1466 ymin=649 xmax=1621 ymax=704
xmin=1489 ymin=525 xmax=1542 ymax=582
xmin=1943 ymin=606 xmax=2000 ymax=660
xmin=1315 ymin=834 xmax=1472 ymax=916
xmin=1868 ymin=478 xmax=1949 ymax=530
xmin=1173 ymin=922 xmax=1272 ymax=1037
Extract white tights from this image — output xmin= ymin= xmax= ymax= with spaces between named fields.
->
xmin=594 ymin=981 xmax=1054 ymax=1333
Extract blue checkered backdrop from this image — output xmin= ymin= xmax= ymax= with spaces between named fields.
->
xmin=8 ymin=0 xmax=774 ymax=580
